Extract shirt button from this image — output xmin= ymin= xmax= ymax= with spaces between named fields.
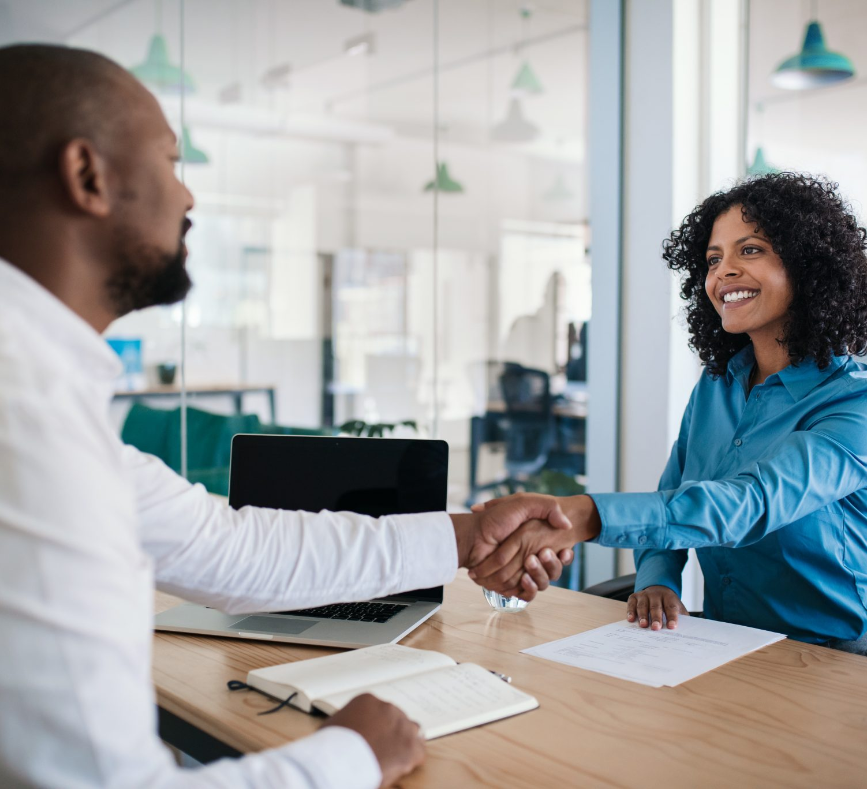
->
xmin=638 ymin=535 xmax=647 ymax=545
xmin=722 ymin=576 xmax=732 ymax=586
xmin=733 ymin=438 xmax=742 ymax=447
xmin=617 ymin=535 xmax=626 ymax=543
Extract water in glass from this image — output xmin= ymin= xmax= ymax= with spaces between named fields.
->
xmin=483 ymin=588 xmax=529 ymax=612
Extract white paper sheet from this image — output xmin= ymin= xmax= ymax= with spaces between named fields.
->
xmin=521 ymin=616 xmax=785 ymax=687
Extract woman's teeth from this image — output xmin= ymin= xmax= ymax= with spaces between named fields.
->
xmin=723 ymin=290 xmax=758 ymax=303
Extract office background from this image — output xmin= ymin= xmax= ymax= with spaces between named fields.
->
xmin=2 ymin=0 xmax=863 ymax=608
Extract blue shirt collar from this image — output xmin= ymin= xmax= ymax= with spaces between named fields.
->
xmin=724 ymin=344 xmax=849 ymax=401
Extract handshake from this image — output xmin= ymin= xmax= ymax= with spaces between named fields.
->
xmin=451 ymin=492 xmax=603 ymax=601
xmin=323 ymin=493 xmax=603 ymax=789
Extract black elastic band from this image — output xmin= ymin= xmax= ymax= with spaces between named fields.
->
xmin=227 ymin=680 xmax=298 ymax=715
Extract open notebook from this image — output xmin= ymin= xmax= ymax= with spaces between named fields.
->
xmin=245 ymin=644 xmax=538 ymax=740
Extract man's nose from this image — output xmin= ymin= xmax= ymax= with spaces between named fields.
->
xmin=183 ymin=183 xmax=195 ymax=212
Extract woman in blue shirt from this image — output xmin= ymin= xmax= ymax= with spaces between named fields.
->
xmin=473 ymin=173 xmax=867 ymax=654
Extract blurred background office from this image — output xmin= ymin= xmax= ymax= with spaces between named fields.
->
xmin=2 ymin=0 xmax=863 ymax=604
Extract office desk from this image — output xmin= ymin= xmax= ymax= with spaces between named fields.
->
xmin=154 ymin=574 xmax=867 ymax=787
xmin=114 ymin=384 xmax=277 ymax=423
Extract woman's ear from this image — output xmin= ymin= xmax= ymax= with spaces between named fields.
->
xmin=57 ymin=138 xmax=112 ymax=218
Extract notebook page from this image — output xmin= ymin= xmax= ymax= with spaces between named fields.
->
xmin=247 ymin=644 xmax=455 ymax=708
xmin=315 ymin=663 xmax=539 ymax=739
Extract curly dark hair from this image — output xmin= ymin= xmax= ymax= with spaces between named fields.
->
xmin=663 ymin=173 xmax=867 ymax=376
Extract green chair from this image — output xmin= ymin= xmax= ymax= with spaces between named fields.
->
xmin=121 ymin=403 xmax=338 ymax=496
xmin=121 ymin=403 xmax=261 ymax=495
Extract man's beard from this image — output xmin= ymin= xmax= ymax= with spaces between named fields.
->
xmin=106 ymin=225 xmax=193 ymax=316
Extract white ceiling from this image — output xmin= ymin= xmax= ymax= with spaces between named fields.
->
xmin=0 ymin=0 xmax=588 ymax=160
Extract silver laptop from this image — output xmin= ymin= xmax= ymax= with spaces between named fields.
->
xmin=154 ymin=434 xmax=448 ymax=648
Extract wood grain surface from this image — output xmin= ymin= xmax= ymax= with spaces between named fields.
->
xmin=153 ymin=573 xmax=867 ymax=788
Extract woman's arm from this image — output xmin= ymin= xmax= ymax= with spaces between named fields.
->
xmin=592 ymin=389 xmax=867 ymax=551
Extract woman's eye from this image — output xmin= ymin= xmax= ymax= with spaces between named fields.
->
xmin=707 ymin=257 xmax=720 ymax=267
xmin=742 ymin=245 xmax=761 ymax=255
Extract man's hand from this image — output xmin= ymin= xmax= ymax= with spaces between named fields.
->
xmin=467 ymin=494 xmax=602 ymax=594
xmin=626 ymin=585 xmax=689 ymax=630
xmin=450 ymin=493 xmax=576 ymax=600
xmin=321 ymin=694 xmax=424 ymax=788
xmin=452 ymin=493 xmax=573 ymax=568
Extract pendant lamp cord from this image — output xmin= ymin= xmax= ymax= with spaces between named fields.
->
xmin=179 ymin=0 xmax=188 ymax=480
xmin=432 ymin=0 xmax=440 ymax=440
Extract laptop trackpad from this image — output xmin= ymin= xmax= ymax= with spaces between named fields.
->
xmin=233 ymin=616 xmax=316 ymax=635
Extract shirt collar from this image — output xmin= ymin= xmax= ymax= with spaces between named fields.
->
xmin=0 ymin=257 xmax=122 ymax=381
xmin=724 ymin=342 xmax=848 ymax=401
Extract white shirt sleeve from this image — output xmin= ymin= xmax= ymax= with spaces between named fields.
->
xmin=0 ymin=403 xmax=453 ymax=788
xmin=124 ymin=444 xmax=458 ymax=612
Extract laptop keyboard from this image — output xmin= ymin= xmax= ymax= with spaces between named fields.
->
xmin=276 ymin=601 xmax=406 ymax=624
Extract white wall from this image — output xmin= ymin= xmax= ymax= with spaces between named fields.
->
xmin=616 ymin=1 xmax=745 ymax=611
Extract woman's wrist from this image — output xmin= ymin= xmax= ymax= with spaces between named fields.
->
xmin=562 ymin=495 xmax=602 ymax=543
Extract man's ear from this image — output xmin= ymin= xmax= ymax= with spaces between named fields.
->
xmin=57 ymin=138 xmax=112 ymax=218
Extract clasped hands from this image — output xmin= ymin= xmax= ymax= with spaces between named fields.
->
xmin=450 ymin=492 xmax=602 ymax=601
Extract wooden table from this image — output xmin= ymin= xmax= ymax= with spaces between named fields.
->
xmin=154 ymin=573 xmax=867 ymax=787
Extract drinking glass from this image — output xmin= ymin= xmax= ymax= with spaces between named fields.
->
xmin=483 ymin=588 xmax=529 ymax=612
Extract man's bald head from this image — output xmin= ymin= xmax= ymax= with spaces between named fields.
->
xmin=0 ymin=44 xmax=194 ymax=327
xmin=0 ymin=44 xmax=146 ymax=205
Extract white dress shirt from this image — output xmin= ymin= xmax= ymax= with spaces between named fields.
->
xmin=0 ymin=258 xmax=458 ymax=788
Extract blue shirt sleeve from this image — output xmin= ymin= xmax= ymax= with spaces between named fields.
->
xmin=593 ymin=384 xmax=867 ymax=551
xmin=631 ymin=388 xmax=694 ymax=595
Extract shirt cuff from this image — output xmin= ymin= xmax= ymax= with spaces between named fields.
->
xmin=589 ymin=492 xmax=669 ymax=550
xmin=278 ymin=726 xmax=382 ymax=789
xmin=391 ymin=511 xmax=458 ymax=592
xmin=634 ymin=550 xmax=686 ymax=597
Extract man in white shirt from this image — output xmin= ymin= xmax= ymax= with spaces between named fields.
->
xmin=0 ymin=44 xmax=575 ymax=788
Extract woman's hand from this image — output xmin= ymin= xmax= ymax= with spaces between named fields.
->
xmin=626 ymin=585 xmax=688 ymax=630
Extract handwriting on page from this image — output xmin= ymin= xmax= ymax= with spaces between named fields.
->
xmin=321 ymin=663 xmax=530 ymax=736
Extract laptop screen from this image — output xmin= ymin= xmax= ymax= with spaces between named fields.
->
xmin=228 ymin=435 xmax=448 ymax=603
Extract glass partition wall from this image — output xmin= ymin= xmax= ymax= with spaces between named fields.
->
xmin=5 ymin=0 xmax=592 ymax=584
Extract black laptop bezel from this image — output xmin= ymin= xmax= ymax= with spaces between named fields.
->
xmin=227 ymin=434 xmax=447 ymax=604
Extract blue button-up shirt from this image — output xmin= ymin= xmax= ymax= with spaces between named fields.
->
xmin=591 ymin=345 xmax=867 ymax=643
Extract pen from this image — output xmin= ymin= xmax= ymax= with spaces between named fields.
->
xmin=489 ymin=670 xmax=512 ymax=684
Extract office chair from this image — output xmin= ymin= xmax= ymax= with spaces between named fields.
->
xmin=499 ymin=363 xmax=555 ymax=490
xmin=581 ymin=573 xmax=637 ymax=602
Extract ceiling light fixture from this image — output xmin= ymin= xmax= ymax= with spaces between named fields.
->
xmin=261 ymin=62 xmax=293 ymax=90
xmin=511 ymin=61 xmax=543 ymax=95
xmin=131 ymin=33 xmax=195 ymax=93
xmin=746 ymin=147 xmax=778 ymax=177
xmin=344 ymin=32 xmax=376 ymax=57
xmin=771 ymin=14 xmax=854 ymax=90
xmin=492 ymin=98 xmax=539 ymax=143
xmin=180 ymin=126 xmax=209 ymax=165
xmin=423 ymin=162 xmax=464 ymax=194
xmin=543 ymin=174 xmax=575 ymax=202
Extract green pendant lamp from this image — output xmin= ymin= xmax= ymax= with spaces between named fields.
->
xmin=180 ymin=126 xmax=209 ymax=165
xmin=746 ymin=147 xmax=778 ymax=177
xmin=771 ymin=20 xmax=854 ymax=90
xmin=131 ymin=33 xmax=196 ymax=93
xmin=511 ymin=61 xmax=544 ymax=95
xmin=423 ymin=162 xmax=464 ymax=193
